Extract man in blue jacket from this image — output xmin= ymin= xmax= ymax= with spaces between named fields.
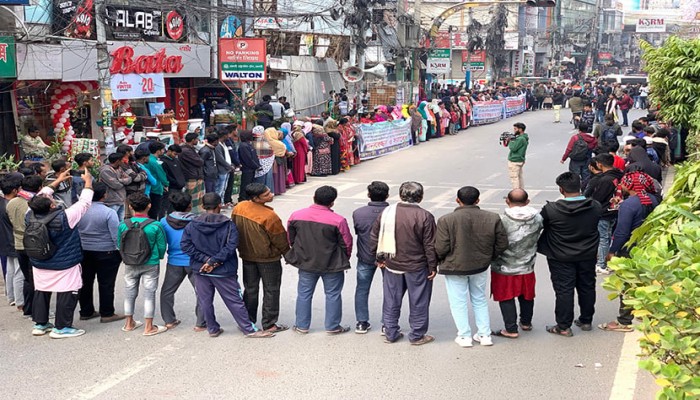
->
xmin=351 ymin=181 xmax=389 ymax=334
xmin=181 ymin=193 xmax=273 ymax=338
xmin=159 ymin=191 xmax=205 ymax=331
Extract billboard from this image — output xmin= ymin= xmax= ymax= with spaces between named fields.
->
xmin=220 ymin=38 xmax=267 ymax=81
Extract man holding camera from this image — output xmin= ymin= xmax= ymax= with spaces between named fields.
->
xmin=506 ymin=122 xmax=529 ymax=190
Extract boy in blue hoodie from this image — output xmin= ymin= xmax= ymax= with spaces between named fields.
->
xmin=159 ymin=191 xmax=205 ymax=331
xmin=181 ymin=193 xmax=273 ymax=339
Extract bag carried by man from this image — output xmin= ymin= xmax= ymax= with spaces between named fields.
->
xmin=119 ymin=219 xmax=155 ymax=266
xmin=570 ymin=134 xmax=590 ymax=161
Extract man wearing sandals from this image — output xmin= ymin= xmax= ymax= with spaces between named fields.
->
xmin=436 ymin=186 xmax=509 ymax=347
xmin=538 ymin=172 xmax=602 ymax=337
xmin=181 ymin=193 xmax=273 ymax=338
xmin=599 ymin=171 xmax=659 ymax=333
xmin=285 ymin=186 xmax=353 ymax=335
xmin=370 ymin=182 xmax=438 ymax=345
xmin=490 ymin=189 xmax=543 ymax=339
xmin=232 ymin=183 xmax=291 ymax=334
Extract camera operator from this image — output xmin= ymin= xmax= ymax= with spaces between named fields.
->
xmin=505 ymin=122 xmax=529 ymax=189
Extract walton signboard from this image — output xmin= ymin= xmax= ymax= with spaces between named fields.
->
xmin=219 ymin=38 xmax=267 ymax=81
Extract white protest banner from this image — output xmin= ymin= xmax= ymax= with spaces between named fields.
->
xmin=356 ymin=119 xmax=412 ymax=160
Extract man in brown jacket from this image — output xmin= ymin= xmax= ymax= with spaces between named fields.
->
xmin=231 ymin=183 xmax=290 ymax=333
xmin=370 ymin=181 xmax=438 ymax=345
xmin=436 ymin=186 xmax=509 ymax=347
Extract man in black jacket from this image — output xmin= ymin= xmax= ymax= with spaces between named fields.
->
xmin=538 ymin=172 xmax=602 ymax=337
xmin=585 ymin=154 xmax=624 ymax=275
xmin=254 ymin=95 xmax=274 ymax=128
xmin=180 ymin=133 xmax=205 ymax=213
xmin=160 ymin=145 xmax=187 ymax=215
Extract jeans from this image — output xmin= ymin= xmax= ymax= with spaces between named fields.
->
xmin=507 ymin=161 xmax=525 ymax=189
xmin=499 ymin=296 xmax=534 ymax=334
xmin=382 ymin=268 xmax=432 ymax=342
xmin=596 ymin=219 xmax=615 ymax=268
xmin=33 ymin=290 xmax=79 ymax=329
xmin=553 ymin=105 xmax=562 ymax=122
xmin=354 ymin=261 xmax=379 ymax=323
xmin=79 ymin=250 xmax=121 ymax=317
xmin=108 ymin=204 xmax=125 ymax=221
xmin=639 ymin=97 xmax=647 ymax=109
xmin=569 ymin=158 xmax=590 ymax=185
xmin=547 ymin=258 xmax=596 ymax=330
xmin=444 ymin=271 xmax=491 ymax=338
xmin=194 ymin=273 xmax=258 ymax=335
xmin=5 ymin=257 xmax=23 ymax=305
xmin=123 ymin=264 xmax=160 ymax=319
xmin=633 ymin=96 xmax=640 ymax=108
xmin=17 ymin=251 xmax=34 ymax=316
xmin=160 ymin=264 xmax=205 ymax=327
xmin=204 ymin=179 xmax=217 ymax=194
xmin=242 ymin=260 xmax=283 ymax=330
xmin=295 ymin=270 xmax=345 ymax=331
xmin=596 ymin=110 xmax=605 ymax=124
xmin=621 ymin=109 xmax=629 ymax=126
xmin=216 ymin=173 xmax=229 ymax=201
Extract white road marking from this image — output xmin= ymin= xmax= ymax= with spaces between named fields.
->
xmin=609 ymin=330 xmax=643 ymax=400
xmin=71 ymin=344 xmax=180 ymax=400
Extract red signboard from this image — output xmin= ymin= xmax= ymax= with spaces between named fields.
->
xmin=109 ymin=46 xmax=184 ymax=75
xmin=462 ymin=50 xmax=486 ymax=63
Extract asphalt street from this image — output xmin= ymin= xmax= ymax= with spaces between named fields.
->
xmin=0 ymin=108 xmax=658 ymax=399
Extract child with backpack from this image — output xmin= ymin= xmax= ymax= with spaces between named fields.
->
xmin=117 ymin=193 xmax=167 ymax=336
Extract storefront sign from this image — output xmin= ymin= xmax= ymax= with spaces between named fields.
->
xmin=598 ymin=51 xmax=613 ymax=65
xmin=356 ymin=119 xmax=412 ymax=160
xmin=504 ymin=31 xmax=519 ymax=50
xmin=52 ymin=0 xmax=95 ymax=40
xmin=220 ymin=38 xmax=267 ymax=81
xmin=107 ymin=42 xmax=210 ymax=78
xmin=636 ymin=18 xmax=666 ymax=32
xmin=105 ymin=6 xmax=186 ymax=41
xmin=427 ymin=49 xmax=451 ymax=74
xmin=471 ymin=100 xmax=504 ymax=126
xmin=0 ymin=0 xmax=29 ymax=4
xmin=0 ymin=36 xmax=17 ymax=78
xmin=220 ymin=15 xmax=243 ymax=38
xmin=110 ymin=73 xmax=166 ymax=100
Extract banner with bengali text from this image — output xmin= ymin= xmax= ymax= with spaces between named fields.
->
xmin=471 ymin=100 xmax=504 ymax=126
xmin=356 ymin=119 xmax=412 ymax=160
xmin=504 ymin=95 xmax=526 ymax=118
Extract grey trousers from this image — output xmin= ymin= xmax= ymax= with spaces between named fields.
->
xmin=160 ymin=264 xmax=205 ymax=327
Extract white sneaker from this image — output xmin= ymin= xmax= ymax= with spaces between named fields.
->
xmin=596 ymin=266 xmax=612 ymax=275
xmin=473 ymin=334 xmax=493 ymax=346
xmin=455 ymin=336 xmax=473 ymax=348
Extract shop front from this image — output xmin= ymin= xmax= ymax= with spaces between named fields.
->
xmin=0 ymin=36 xmax=17 ymax=157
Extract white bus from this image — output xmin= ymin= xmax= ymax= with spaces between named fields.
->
xmin=600 ymin=74 xmax=648 ymax=86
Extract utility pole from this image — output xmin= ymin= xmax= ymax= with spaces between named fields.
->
xmin=94 ymin=0 xmax=113 ymax=146
xmin=411 ymin=0 xmax=422 ymax=103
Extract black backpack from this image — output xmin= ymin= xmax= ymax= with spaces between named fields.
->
xmin=570 ymin=134 xmax=590 ymax=161
xmin=601 ymin=125 xmax=618 ymax=142
xmin=24 ymin=212 xmax=60 ymax=261
xmin=119 ymin=219 xmax=155 ymax=266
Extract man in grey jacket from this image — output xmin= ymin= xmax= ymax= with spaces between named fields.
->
xmin=436 ymin=186 xmax=508 ymax=347
xmin=490 ymin=189 xmax=543 ymax=339
xmin=98 ymin=152 xmax=132 ymax=220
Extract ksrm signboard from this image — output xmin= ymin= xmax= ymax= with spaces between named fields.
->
xmin=427 ymin=49 xmax=451 ymax=75
xmin=636 ymin=18 xmax=666 ymax=33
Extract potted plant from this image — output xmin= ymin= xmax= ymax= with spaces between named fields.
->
xmin=0 ymin=153 xmax=21 ymax=178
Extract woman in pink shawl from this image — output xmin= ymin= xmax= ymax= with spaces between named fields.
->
xmin=291 ymin=121 xmax=309 ymax=184
xmin=374 ymin=105 xmax=389 ymax=122
xmin=439 ymin=102 xmax=450 ymax=137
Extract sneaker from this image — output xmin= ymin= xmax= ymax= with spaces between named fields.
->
xmin=455 ymin=336 xmax=473 ymax=348
xmin=49 ymin=327 xmax=86 ymax=339
xmin=32 ymin=323 xmax=54 ymax=336
xmin=596 ymin=266 xmax=612 ymax=275
xmin=355 ymin=321 xmax=371 ymax=334
xmin=380 ymin=325 xmax=386 ymax=336
xmin=574 ymin=319 xmax=593 ymax=331
xmin=9 ymin=301 xmax=16 ymax=307
xmin=473 ymin=334 xmax=494 ymax=346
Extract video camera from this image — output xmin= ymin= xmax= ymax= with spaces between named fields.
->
xmin=499 ymin=131 xmax=516 ymax=147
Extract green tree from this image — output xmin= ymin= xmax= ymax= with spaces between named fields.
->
xmin=603 ymin=161 xmax=700 ymax=399
xmin=641 ymin=37 xmax=700 ymax=159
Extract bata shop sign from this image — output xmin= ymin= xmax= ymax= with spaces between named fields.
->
xmin=110 ymin=73 xmax=166 ymax=100
xmin=107 ymin=42 xmax=211 ymax=78
xmin=105 ymin=5 xmax=186 ymax=41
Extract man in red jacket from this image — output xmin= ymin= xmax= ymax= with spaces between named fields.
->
xmin=618 ymin=90 xmax=634 ymax=127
